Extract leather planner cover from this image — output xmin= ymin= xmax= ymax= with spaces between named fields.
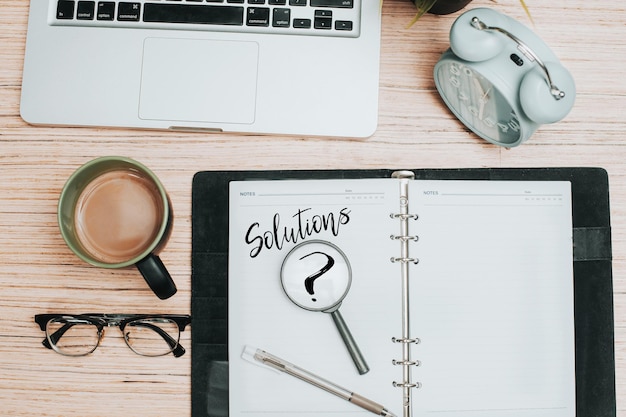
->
xmin=191 ymin=168 xmax=615 ymax=417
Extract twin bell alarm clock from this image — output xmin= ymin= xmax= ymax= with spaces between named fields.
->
xmin=434 ymin=8 xmax=576 ymax=147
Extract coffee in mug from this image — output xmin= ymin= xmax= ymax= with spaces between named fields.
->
xmin=58 ymin=157 xmax=177 ymax=299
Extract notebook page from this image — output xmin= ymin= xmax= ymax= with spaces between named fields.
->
xmin=228 ymin=178 xmax=402 ymax=417
xmin=409 ymin=180 xmax=575 ymax=417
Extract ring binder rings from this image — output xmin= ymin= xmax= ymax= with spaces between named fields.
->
xmin=390 ymin=213 xmax=419 ymax=220
xmin=390 ymin=235 xmax=419 ymax=242
xmin=191 ymin=168 xmax=615 ymax=417
xmin=390 ymin=171 xmax=419 ymax=417
xmin=392 ymin=337 xmax=420 ymax=344
xmin=392 ymin=359 xmax=420 ymax=366
xmin=390 ymin=257 xmax=419 ymax=264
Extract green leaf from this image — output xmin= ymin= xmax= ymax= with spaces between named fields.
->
xmin=407 ymin=0 xmax=438 ymax=27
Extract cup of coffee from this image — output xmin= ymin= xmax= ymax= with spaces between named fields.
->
xmin=58 ymin=156 xmax=177 ymax=299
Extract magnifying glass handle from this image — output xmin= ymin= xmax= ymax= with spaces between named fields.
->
xmin=330 ymin=310 xmax=369 ymax=375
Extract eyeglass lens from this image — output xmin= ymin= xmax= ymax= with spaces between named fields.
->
xmin=45 ymin=317 xmax=181 ymax=357
xmin=124 ymin=318 xmax=180 ymax=356
xmin=46 ymin=318 xmax=100 ymax=356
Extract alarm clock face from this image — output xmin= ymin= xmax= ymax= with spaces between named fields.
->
xmin=436 ymin=61 xmax=521 ymax=146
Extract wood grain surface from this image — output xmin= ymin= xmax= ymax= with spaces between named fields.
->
xmin=0 ymin=0 xmax=624 ymax=415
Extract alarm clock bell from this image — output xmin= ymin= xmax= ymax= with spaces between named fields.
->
xmin=434 ymin=8 xmax=575 ymax=147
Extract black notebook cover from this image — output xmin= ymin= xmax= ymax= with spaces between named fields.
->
xmin=191 ymin=168 xmax=615 ymax=417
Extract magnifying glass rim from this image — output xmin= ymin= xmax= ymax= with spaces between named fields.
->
xmin=280 ymin=239 xmax=352 ymax=312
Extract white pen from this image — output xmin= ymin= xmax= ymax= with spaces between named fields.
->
xmin=242 ymin=345 xmax=397 ymax=417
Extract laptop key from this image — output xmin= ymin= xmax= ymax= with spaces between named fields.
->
xmin=143 ymin=3 xmax=244 ymax=25
xmin=334 ymin=20 xmax=352 ymax=30
xmin=293 ymin=18 xmax=311 ymax=28
xmin=118 ymin=2 xmax=140 ymax=21
xmin=272 ymin=8 xmax=290 ymax=27
xmin=96 ymin=1 xmax=115 ymax=20
xmin=77 ymin=1 xmax=95 ymax=19
xmin=311 ymin=0 xmax=353 ymax=7
xmin=247 ymin=7 xmax=270 ymax=26
xmin=315 ymin=9 xmax=332 ymax=17
xmin=57 ymin=0 xmax=75 ymax=19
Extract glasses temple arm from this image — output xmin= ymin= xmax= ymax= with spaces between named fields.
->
xmin=42 ymin=323 xmax=74 ymax=349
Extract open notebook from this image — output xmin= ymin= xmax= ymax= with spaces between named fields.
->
xmin=227 ymin=174 xmax=574 ymax=417
xmin=191 ymin=168 xmax=615 ymax=417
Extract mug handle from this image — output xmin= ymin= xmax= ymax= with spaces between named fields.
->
xmin=136 ymin=254 xmax=177 ymax=300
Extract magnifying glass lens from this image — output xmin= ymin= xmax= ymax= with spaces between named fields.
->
xmin=281 ymin=241 xmax=351 ymax=311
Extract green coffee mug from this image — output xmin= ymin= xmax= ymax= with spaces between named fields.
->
xmin=58 ymin=156 xmax=177 ymax=299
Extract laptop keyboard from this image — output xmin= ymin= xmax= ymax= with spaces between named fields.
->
xmin=51 ymin=0 xmax=361 ymax=37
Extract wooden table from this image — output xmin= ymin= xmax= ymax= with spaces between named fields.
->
xmin=1 ymin=0 xmax=624 ymax=415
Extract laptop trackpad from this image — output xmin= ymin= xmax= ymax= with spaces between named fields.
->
xmin=139 ymin=38 xmax=259 ymax=125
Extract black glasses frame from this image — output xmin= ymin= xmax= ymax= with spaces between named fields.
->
xmin=34 ymin=314 xmax=191 ymax=357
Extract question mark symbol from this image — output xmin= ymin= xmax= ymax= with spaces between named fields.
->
xmin=299 ymin=251 xmax=335 ymax=302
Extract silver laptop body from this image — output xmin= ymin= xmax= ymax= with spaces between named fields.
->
xmin=21 ymin=1 xmax=381 ymax=137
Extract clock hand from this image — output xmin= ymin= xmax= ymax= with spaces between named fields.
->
xmin=481 ymin=88 xmax=491 ymax=101
xmin=472 ymin=77 xmax=491 ymax=120
xmin=472 ymin=77 xmax=486 ymax=97
xmin=471 ymin=78 xmax=486 ymax=119
xmin=471 ymin=78 xmax=492 ymax=119
xmin=478 ymin=87 xmax=491 ymax=120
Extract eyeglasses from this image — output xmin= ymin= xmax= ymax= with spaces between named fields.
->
xmin=34 ymin=314 xmax=191 ymax=357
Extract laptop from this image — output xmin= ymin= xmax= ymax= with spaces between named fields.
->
xmin=20 ymin=0 xmax=381 ymax=138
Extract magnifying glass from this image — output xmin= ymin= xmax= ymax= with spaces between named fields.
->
xmin=280 ymin=240 xmax=369 ymax=375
